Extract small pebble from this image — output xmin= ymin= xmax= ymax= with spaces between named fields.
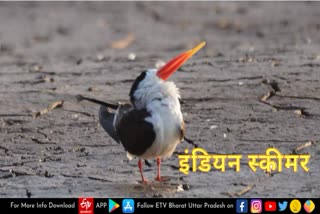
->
xmin=210 ymin=125 xmax=218 ymax=129
xmin=76 ymin=59 xmax=82 ymax=65
xmin=96 ymin=54 xmax=105 ymax=61
xmin=30 ymin=65 xmax=43 ymax=72
xmin=182 ymin=184 xmax=190 ymax=190
xmin=271 ymin=59 xmax=281 ymax=67
xmin=128 ymin=53 xmax=136 ymax=61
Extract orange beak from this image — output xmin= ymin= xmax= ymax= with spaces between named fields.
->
xmin=156 ymin=41 xmax=206 ymax=80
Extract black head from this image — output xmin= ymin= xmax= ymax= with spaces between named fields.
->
xmin=129 ymin=71 xmax=147 ymax=106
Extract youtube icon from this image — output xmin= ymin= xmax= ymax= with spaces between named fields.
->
xmin=265 ymin=201 xmax=276 ymax=212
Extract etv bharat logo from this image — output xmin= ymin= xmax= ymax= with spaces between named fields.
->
xmin=79 ymin=198 xmax=94 ymax=214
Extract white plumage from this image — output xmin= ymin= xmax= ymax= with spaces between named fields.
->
xmin=129 ymin=69 xmax=183 ymax=160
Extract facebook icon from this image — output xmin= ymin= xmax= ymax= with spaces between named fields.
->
xmin=236 ymin=199 xmax=248 ymax=213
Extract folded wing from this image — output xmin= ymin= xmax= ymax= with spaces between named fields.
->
xmin=115 ymin=108 xmax=155 ymax=156
xmin=99 ymin=106 xmax=120 ymax=143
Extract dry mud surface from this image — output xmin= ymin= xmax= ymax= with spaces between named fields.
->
xmin=0 ymin=2 xmax=319 ymax=198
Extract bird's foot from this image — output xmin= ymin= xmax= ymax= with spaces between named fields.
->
xmin=155 ymin=175 xmax=169 ymax=182
xmin=140 ymin=179 xmax=149 ymax=184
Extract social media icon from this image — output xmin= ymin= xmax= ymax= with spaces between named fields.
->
xmin=250 ymin=199 xmax=262 ymax=213
xmin=264 ymin=201 xmax=276 ymax=212
xmin=236 ymin=199 xmax=248 ymax=213
xmin=78 ymin=198 xmax=94 ymax=214
xmin=304 ymin=200 xmax=315 ymax=213
xmin=122 ymin=199 xmax=135 ymax=213
xmin=109 ymin=199 xmax=120 ymax=213
xmin=290 ymin=199 xmax=301 ymax=213
xmin=278 ymin=201 xmax=288 ymax=211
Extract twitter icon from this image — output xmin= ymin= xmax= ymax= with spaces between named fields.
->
xmin=278 ymin=201 xmax=288 ymax=211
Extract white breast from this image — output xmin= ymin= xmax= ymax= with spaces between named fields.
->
xmin=130 ymin=69 xmax=183 ymax=160
xmin=141 ymin=83 xmax=183 ymax=159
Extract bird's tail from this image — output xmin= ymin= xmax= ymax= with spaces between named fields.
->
xmin=76 ymin=95 xmax=118 ymax=110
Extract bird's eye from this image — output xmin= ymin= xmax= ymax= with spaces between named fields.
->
xmin=152 ymin=98 xmax=162 ymax=102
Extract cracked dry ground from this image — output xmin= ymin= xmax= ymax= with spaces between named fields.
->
xmin=0 ymin=2 xmax=319 ymax=198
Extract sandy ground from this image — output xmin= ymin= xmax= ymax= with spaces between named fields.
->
xmin=0 ymin=2 xmax=319 ymax=198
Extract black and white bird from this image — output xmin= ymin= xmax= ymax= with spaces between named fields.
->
xmin=77 ymin=42 xmax=205 ymax=183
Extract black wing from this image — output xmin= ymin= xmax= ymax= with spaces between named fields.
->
xmin=115 ymin=108 xmax=155 ymax=157
xmin=99 ymin=106 xmax=120 ymax=143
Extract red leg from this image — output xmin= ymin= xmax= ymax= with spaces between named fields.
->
xmin=155 ymin=157 xmax=163 ymax=181
xmin=138 ymin=159 xmax=148 ymax=183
